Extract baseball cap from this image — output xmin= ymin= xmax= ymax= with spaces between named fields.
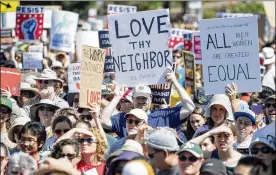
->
xmin=121 ymin=90 xmax=133 ymax=103
xmin=200 ymin=159 xmax=227 ymax=175
xmin=124 ymin=108 xmax=148 ymax=122
xmin=0 ymin=97 xmax=12 ymax=112
xmin=133 ymin=85 xmax=151 ymax=98
xmin=234 ymin=109 xmax=256 ymax=125
xmin=177 ymin=142 xmax=203 ymax=158
xmin=250 ymin=136 xmax=276 ymax=151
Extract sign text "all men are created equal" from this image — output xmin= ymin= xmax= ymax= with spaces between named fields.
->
xmin=108 ymin=9 xmax=172 ymax=87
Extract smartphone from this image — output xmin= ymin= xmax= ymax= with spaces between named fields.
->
xmin=251 ymin=105 xmax=264 ymax=115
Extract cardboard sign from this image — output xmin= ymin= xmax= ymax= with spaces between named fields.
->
xmin=200 ymin=16 xmax=261 ymax=94
xmin=150 ymin=83 xmax=172 ymax=105
xmin=15 ymin=6 xmax=44 ymax=41
xmin=79 ymin=46 xmax=105 ymax=108
xmin=22 ymin=52 xmax=43 ymax=70
xmin=50 ymin=10 xmax=79 ymax=52
xmin=193 ymin=32 xmax=202 ymax=64
xmin=168 ymin=28 xmax=193 ymax=50
xmin=98 ymin=30 xmax=111 ymax=48
xmin=104 ymin=56 xmax=115 ymax=73
xmin=68 ymin=63 xmax=81 ymax=93
xmin=0 ymin=68 xmax=21 ymax=96
xmin=183 ymin=51 xmax=196 ymax=94
xmin=107 ymin=4 xmax=137 ymax=15
xmin=108 ymin=9 xmax=172 ymax=87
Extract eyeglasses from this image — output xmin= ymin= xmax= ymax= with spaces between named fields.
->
xmin=76 ymin=138 xmax=97 ymax=144
xmin=126 ymin=118 xmax=143 ymax=125
xmin=178 ymin=155 xmax=199 ymax=162
xmin=18 ymin=138 xmax=37 ymax=145
xmin=148 ymin=151 xmax=160 ymax=159
xmin=80 ymin=115 xmax=93 ymax=121
xmin=250 ymin=147 xmax=273 ymax=154
xmin=0 ymin=107 xmax=10 ymax=114
xmin=54 ymin=129 xmax=70 ymax=135
xmin=59 ymin=153 xmax=77 ymax=160
xmin=265 ymin=103 xmax=276 ymax=108
xmin=37 ymin=80 xmax=52 ymax=85
xmin=38 ymin=106 xmax=55 ymax=112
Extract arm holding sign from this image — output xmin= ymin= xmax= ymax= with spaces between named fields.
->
xmin=165 ymin=69 xmax=195 ymax=121
xmin=225 ymin=83 xmax=240 ymax=113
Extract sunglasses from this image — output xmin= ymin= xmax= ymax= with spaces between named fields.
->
xmin=80 ymin=115 xmax=93 ymax=121
xmin=179 ymin=155 xmax=199 ymax=162
xmin=21 ymin=91 xmax=35 ymax=98
xmin=38 ymin=106 xmax=55 ymax=112
xmin=76 ymin=138 xmax=97 ymax=144
xmin=173 ymin=55 xmax=181 ymax=58
xmin=265 ymin=103 xmax=276 ymax=108
xmin=37 ymin=80 xmax=52 ymax=84
xmin=250 ymin=147 xmax=273 ymax=154
xmin=0 ymin=107 xmax=10 ymax=114
xmin=148 ymin=151 xmax=161 ymax=159
xmin=54 ymin=129 xmax=70 ymax=135
xmin=59 ymin=153 xmax=77 ymax=160
xmin=126 ymin=118 xmax=143 ymax=125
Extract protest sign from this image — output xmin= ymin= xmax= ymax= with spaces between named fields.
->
xmin=150 ymin=83 xmax=172 ymax=105
xmin=104 ymin=56 xmax=115 ymax=73
xmin=79 ymin=46 xmax=105 ymax=108
xmin=0 ymin=68 xmax=21 ymax=96
xmin=15 ymin=6 xmax=44 ymax=41
xmin=98 ymin=30 xmax=111 ymax=48
xmin=193 ymin=31 xmax=202 ymax=64
xmin=50 ymin=10 xmax=79 ymax=52
xmin=22 ymin=52 xmax=43 ymax=70
xmin=168 ymin=28 xmax=192 ymax=50
xmin=68 ymin=63 xmax=81 ymax=93
xmin=108 ymin=9 xmax=172 ymax=87
xmin=43 ymin=6 xmax=62 ymax=28
xmin=107 ymin=4 xmax=137 ymax=15
xmin=183 ymin=51 xmax=196 ymax=94
xmin=183 ymin=33 xmax=193 ymax=52
xmin=200 ymin=16 xmax=261 ymax=94
xmin=28 ymin=45 xmax=43 ymax=52
xmin=0 ymin=29 xmax=13 ymax=50
xmin=1 ymin=1 xmax=19 ymax=12
xmin=76 ymin=31 xmax=99 ymax=62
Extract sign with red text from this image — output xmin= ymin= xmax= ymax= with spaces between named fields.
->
xmin=68 ymin=63 xmax=81 ymax=93
xmin=16 ymin=6 xmax=44 ymax=41
xmin=79 ymin=46 xmax=105 ymax=108
xmin=168 ymin=28 xmax=192 ymax=51
xmin=108 ymin=9 xmax=172 ymax=87
xmin=0 ymin=68 xmax=21 ymax=96
xmin=193 ymin=31 xmax=202 ymax=64
xmin=200 ymin=16 xmax=261 ymax=94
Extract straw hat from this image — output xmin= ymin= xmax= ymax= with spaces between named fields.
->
xmin=8 ymin=117 xmax=30 ymax=142
xmin=30 ymin=99 xmax=60 ymax=121
xmin=34 ymin=69 xmax=63 ymax=84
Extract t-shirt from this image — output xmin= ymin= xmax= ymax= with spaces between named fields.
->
xmin=77 ymin=161 xmax=105 ymax=175
xmin=111 ymin=106 xmax=182 ymax=138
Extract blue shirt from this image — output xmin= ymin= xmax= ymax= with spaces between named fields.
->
xmin=111 ymin=106 xmax=182 ymax=138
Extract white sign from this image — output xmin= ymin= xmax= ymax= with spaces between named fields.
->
xmin=200 ymin=16 xmax=261 ymax=94
xmin=108 ymin=9 xmax=172 ymax=87
xmin=49 ymin=10 xmax=79 ymax=52
xmin=75 ymin=31 xmax=99 ymax=62
xmin=23 ymin=52 xmax=43 ymax=70
xmin=221 ymin=13 xmax=255 ymax=18
xmin=68 ymin=63 xmax=81 ymax=93
xmin=107 ymin=4 xmax=137 ymax=14
xmin=28 ymin=45 xmax=43 ymax=52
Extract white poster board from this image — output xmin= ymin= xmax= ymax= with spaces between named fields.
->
xmin=68 ymin=63 xmax=81 ymax=93
xmin=107 ymin=4 xmax=137 ymax=15
xmin=200 ymin=16 xmax=261 ymax=94
xmin=28 ymin=45 xmax=43 ymax=52
xmin=108 ymin=9 xmax=172 ymax=87
xmin=23 ymin=52 xmax=43 ymax=70
xmin=49 ymin=10 xmax=79 ymax=52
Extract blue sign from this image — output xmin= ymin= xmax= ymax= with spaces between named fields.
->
xmin=98 ymin=30 xmax=111 ymax=48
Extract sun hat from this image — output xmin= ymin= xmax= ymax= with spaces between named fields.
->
xmin=8 ymin=117 xmax=31 ymax=142
xmin=146 ymin=128 xmax=179 ymax=152
xmin=177 ymin=142 xmax=203 ymax=158
xmin=30 ymin=99 xmax=60 ymax=121
xmin=122 ymin=160 xmax=155 ymax=175
xmin=23 ymin=74 xmax=39 ymax=88
xmin=34 ymin=69 xmax=63 ymax=84
xmin=133 ymin=85 xmax=151 ymax=98
xmin=262 ymin=47 xmax=275 ymax=65
xmin=234 ymin=109 xmax=256 ymax=125
xmin=51 ymin=61 xmax=63 ymax=68
xmin=0 ymin=97 xmax=12 ymax=113
xmin=124 ymin=108 xmax=148 ymax=122
xmin=200 ymin=158 xmax=227 ymax=175
xmin=20 ymin=82 xmax=38 ymax=95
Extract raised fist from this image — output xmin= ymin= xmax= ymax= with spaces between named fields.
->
xmin=22 ymin=18 xmax=37 ymax=40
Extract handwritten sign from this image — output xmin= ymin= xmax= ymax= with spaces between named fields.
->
xmin=68 ymin=63 xmax=81 ymax=93
xmin=0 ymin=68 xmax=21 ymax=96
xmin=183 ymin=51 xmax=196 ymax=94
xmin=15 ymin=6 xmax=44 ymax=41
xmin=107 ymin=4 xmax=137 ymax=15
xmin=50 ymin=10 xmax=79 ymax=52
xmin=108 ymin=9 xmax=172 ymax=87
xmin=150 ymin=83 xmax=172 ymax=105
xmin=79 ymin=46 xmax=105 ymax=108
xmin=22 ymin=52 xmax=43 ymax=70
xmin=193 ymin=31 xmax=202 ymax=64
xmin=98 ymin=30 xmax=111 ymax=48
xmin=200 ymin=16 xmax=261 ymax=94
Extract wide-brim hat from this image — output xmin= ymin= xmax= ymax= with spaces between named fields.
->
xmin=8 ymin=117 xmax=30 ymax=143
xmin=30 ymin=99 xmax=60 ymax=121
xmin=20 ymin=82 xmax=38 ymax=95
xmin=34 ymin=69 xmax=58 ymax=81
xmin=262 ymin=47 xmax=275 ymax=65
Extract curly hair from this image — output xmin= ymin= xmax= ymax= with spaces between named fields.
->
xmin=51 ymin=139 xmax=80 ymax=159
xmin=89 ymin=128 xmax=107 ymax=162
xmin=54 ymin=108 xmax=80 ymax=122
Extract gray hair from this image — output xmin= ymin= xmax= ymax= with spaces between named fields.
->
xmin=7 ymin=152 xmax=37 ymax=175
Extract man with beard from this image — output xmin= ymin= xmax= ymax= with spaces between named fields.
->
xmin=23 ymin=69 xmax=69 ymax=116
xmin=101 ymin=70 xmax=195 ymax=138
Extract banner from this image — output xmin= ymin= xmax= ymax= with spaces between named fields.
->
xmin=0 ymin=68 xmax=21 ymax=96
xmin=22 ymin=52 xmax=43 ymax=70
xmin=50 ymin=10 xmax=79 ymax=52
xmin=79 ymin=46 xmax=105 ymax=108
xmin=193 ymin=31 xmax=202 ymax=64
xmin=200 ymin=16 xmax=261 ymax=94
xmin=168 ymin=28 xmax=192 ymax=50
xmin=15 ymin=6 xmax=44 ymax=41
xmin=68 ymin=63 xmax=81 ymax=93
xmin=150 ymin=83 xmax=172 ymax=105
xmin=107 ymin=4 xmax=137 ymax=15
xmin=183 ymin=51 xmax=196 ymax=94
xmin=98 ymin=30 xmax=111 ymax=48
xmin=108 ymin=9 xmax=172 ymax=87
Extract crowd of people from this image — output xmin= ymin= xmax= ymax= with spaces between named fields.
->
xmin=0 ymin=4 xmax=276 ymax=175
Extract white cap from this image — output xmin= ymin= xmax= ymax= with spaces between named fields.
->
xmin=133 ymin=85 xmax=151 ymax=98
xmin=52 ymin=61 xmax=63 ymax=68
xmin=124 ymin=108 xmax=148 ymax=122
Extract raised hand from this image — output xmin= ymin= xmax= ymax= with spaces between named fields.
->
xmin=22 ymin=18 xmax=37 ymax=40
xmin=225 ymin=83 xmax=238 ymax=101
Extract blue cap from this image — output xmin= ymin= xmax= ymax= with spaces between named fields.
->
xmin=234 ymin=109 xmax=256 ymax=125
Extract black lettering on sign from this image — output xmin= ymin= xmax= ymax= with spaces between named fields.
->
xmin=150 ymin=83 xmax=172 ymax=105
xmin=206 ymin=33 xmax=231 ymax=50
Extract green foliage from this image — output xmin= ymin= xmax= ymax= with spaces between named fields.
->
xmin=227 ymin=2 xmax=265 ymax=14
xmin=203 ymin=9 xmax=217 ymax=19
